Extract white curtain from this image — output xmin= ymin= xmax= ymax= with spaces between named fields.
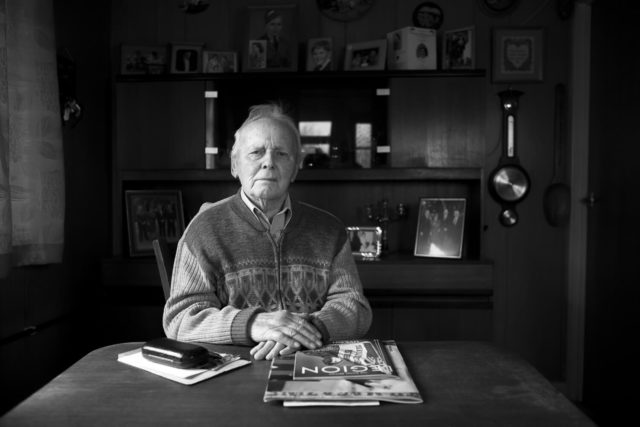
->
xmin=0 ymin=0 xmax=64 ymax=278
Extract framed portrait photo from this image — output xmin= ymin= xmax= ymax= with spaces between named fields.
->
xmin=306 ymin=37 xmax=333 ymax=71
xmin=245 ymin=4 xmax=298 ymax=72
xmin=170 ymin=42 xmax=203 ymax=74
xmin=344 ymin=40 xmax=387 ymax=71
xmin=203 ymin=51 xmax=237 ymax=73
xmin=492 ymin=27 xmax=544 ymax=82
xmin=120 ymin=45 xmax=167 ymax=75
xmin=125 ymin=190 xmax=185 ymax=257
xmin=443 ymin=26 xmax=475 ymax=70
xmin=346 ymin=226 xmax=382 ymax=259
xmin=414 ymin=198 xmax=466 ymax=259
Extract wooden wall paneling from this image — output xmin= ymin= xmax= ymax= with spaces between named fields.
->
xmin=389 ymin=77 xmax=485 ymax=168
xmin=0 ymin=273 xmax=26 ymax=340
xmin=116 ymin=81 xmax=206 ymax=169
xmin=111 ymin=0 xmax=159 ymax=45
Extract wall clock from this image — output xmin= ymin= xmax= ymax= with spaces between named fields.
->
xmin=317 ymin=0 xmax=375 ymax=22
xmin=478 ymin=0 xmax=521 ymax=16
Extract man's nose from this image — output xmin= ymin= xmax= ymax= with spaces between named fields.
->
xmin=261 ymin=150 xmax=276 ymax=168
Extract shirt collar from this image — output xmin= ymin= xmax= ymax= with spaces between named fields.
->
xmin=240 ymin=191 xmax=292 ymax=225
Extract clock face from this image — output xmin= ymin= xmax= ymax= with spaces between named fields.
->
xmin=478 ymin=0 xmax=520 ymax=15
xmin=317 ymin=0 xmax=375 ymax=22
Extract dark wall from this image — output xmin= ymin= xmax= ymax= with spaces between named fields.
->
xmin=0 ymin=0 xmax=111 ymax=414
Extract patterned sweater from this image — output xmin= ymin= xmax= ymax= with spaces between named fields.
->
xmin=162 ymin=192 xmax=372 ymax=346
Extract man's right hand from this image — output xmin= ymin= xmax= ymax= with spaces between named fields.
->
xmin=248 ymin=310 xmax=323 ymax=359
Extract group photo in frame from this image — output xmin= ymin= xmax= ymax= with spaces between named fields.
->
xmin=306 ymin=37 xmax=333 ymax=71
xmin=125 ymin=190 xmax=185 ymax=257
xmin=344 ymin=39 xmax=387 ymax=71
xmin=121 ymin=45 xmax=167 ymax=75
xmin=347 ymin=226 xmax=382 ymax=259
xmin=442 ymin=26 xmax=475 ymax=70
xmin=414 ymin=198 xmax=466 ymax=259
xmin=170 ymin=43 xmax=203 ymax=74
xmin=245 ymin=4 xmax=297 ymax=72
xmin=492 ymin=27 xmax=544 ymax=82
xmin=203 ymin=51 xmax=237 ymax=73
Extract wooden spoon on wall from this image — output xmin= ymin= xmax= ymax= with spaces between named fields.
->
xmin=543 ymin=83 xmax=571 ymax=227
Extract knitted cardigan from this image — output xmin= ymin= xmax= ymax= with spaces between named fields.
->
xmin=162 ymin=191 xmax=372 ymax=346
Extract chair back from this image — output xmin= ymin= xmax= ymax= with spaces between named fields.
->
xmin=152 ymin=238 xmax=175 ymax=301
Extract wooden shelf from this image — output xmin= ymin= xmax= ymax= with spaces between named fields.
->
xmin=116 ymin=69 xmax=486 ymax=83
xmin=101 ymin=256 xmax=493 ymax=294
xmin=118 ymin=167 xmax=483 ymax=182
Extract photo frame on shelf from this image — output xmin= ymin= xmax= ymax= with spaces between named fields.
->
xmin=244 ymin=4 xmax=297 ymax=72
xmin=492 ymin=27 xmax=544 ymax=82
xmin=347 ymin=226 xmax=383 ymax=259
xmin=170 ymin=42 xmax=203 ymax=74
xmin=344 ymin=40 xmax=387 ymax=71
xmin=121 ymin=45 xmax=167 ymax=75
xmin=414 ymin=198 xmax=466 ymax=259
xmin=306 ymin=37 xmax=333 ymax=71
xmin=203 ymin=51 xmax=237 ymax=73
xmin=442 ymin=26 xmax=475 ymax=70
xmin=125 ymin=190 xmax=185 ymax=257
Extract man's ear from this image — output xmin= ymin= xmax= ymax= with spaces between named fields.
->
xmin=230 ymin=159 xmax=238 ymax=178
xmin=290 ymin=159 xmax=301 ymax=182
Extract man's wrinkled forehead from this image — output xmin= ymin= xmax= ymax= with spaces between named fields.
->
xmin=241 ymin=118 xmax=296 ymax=145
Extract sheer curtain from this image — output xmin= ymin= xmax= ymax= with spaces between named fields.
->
xmin=0 ymin=0 xmax=65 ymax=278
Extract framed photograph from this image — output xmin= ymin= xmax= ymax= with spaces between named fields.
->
xmin=121 ymin=45 xmax=167 ymax=75
xmin=344 ymin=40 xmax=387 ymax=71
xmin=347 ymin=226 xmax=383 ymax=259
xmin=306 ymin=37 xmax=333 ymax=71
xmin=125 ymin=190 xmax=185 ymax=257
xmin=203 ymin=51 xmax=237 ymax=73
xmin=412 ymin=1 xmax=444 ymax=30
xmin=245 ymin=4 xmax=297 ymax=72
xmin=414 ymin=198 xmax=466 ymax=259
xmin=170 ymin=43 xmax=203 ymax=74
xmin=443 ymin=26 xmax=475 ymax=70
xmin=492 ymin=27 xmax=544 ymax=82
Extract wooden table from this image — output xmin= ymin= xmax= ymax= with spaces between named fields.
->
xmin=0 ymin=341 xmax=594 ymax=426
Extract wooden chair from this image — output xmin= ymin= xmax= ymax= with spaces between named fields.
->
xmin=152 ymin=238 xmax=175 ymax=301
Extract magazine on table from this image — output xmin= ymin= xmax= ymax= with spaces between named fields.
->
xmin=264 ymin=340 xmax=422 ymax=405
xmin=293 ymin=339 xmax=397 ymax=380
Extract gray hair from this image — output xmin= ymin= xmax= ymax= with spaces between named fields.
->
xmin=230 ymin=103 xmax=302 ymax=162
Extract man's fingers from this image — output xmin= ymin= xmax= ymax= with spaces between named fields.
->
xmin=266 ymin=342 xmax=286 ymax=360
xmin=250 ymin=341 xmax=266 ymax=356
xmin=252 ymin=340 xmax=276 ymax=360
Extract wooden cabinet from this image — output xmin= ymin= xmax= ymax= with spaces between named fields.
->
xmin=106 ymin=70 xmax=493 ymax=341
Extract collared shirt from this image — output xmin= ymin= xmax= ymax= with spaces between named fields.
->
xmin=240 ymin=191 xmax=292 ymax=241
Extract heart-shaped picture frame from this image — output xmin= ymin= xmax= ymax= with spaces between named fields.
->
xmin=492 ymin=27 xmax=544 ymax=82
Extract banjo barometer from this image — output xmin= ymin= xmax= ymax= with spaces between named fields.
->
xmin=489 ymin=89 xmax=531 ymax=226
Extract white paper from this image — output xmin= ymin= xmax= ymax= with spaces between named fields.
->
xmin=117 ymin=348 xmax=251 ymax=385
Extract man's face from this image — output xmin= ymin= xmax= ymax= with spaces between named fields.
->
xmin=417 ymin=6 xmax=441 ymax=28
xmin=312 ymin=47 xmax=328 ymax=64
xmin=232 ymin=118 xmax=299 ymax=206
xmin=266 ymin=16 xmax=283 ymax=38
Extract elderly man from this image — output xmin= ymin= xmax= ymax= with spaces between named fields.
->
xmin=163 ymin=104 xmax=372 ymax=361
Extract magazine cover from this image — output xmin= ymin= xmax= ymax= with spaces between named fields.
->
xmin=264 ymin=340 xmax=423 ymax=405
xmin=293 ymin=339 xmax=397 ymax=380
